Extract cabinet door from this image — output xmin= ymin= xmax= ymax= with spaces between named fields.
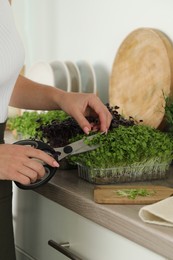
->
xmin=13 ymin=187 xmax=164 ymax=260
xmin=13 ymin=187 xmax=70 ymax=260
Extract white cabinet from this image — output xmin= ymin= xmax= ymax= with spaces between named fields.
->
xmin=13 ymin=187 xmax=164 ymax=260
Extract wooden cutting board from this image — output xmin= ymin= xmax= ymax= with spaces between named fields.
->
xmin=109 ymin=28 xmax=173 ymax=129
xmin=94 ymin=185 xmax=173 ymax=204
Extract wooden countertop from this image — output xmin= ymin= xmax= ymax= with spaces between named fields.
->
xmin=5 ymin=131 xmax=173 ymax=259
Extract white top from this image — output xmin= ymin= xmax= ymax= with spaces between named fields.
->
xmin=0 ymin=0 xmax=24 ymax=123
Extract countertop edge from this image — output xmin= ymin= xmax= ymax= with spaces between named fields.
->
xmin=35 ymin=181 xmax=173 ymax=259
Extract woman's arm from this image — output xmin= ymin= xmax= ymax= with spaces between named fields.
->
xmin=10 ymin=75 xmax=112 ymax=133
xmin=9 ymin=75 xmax=63 ymax=110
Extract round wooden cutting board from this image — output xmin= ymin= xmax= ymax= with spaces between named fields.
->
xmin=109 ymin=28 xmax=173 ymax=128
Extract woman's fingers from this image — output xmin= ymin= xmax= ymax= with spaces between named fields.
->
xmin=59 ymin=92 xmax=112 ymax=134
xmin=14 ymin=146 xmax=59 ymax=183
xmin=71 ymin=94 xmax=112 ymax=133
xmin=18 ymin=161 xmax=44 ymax=181
xmin=0 ymin=144 xmax=59 ymax=185
xmin=23 ymin=145 xmax=59 ymax=168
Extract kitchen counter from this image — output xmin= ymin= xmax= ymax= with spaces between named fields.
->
xmin=5 ymin=131 xmax=173 ymax=259
xmin=35 ymin=167 xmax=173 ymax=260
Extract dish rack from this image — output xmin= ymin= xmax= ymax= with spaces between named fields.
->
xmin=77 ymin=163 xmax=170 ymax=184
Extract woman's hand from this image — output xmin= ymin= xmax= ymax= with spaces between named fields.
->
xmin=0 ymin=144 xmax=59 ymax=185
xmin=57 ymin=92 xmax=112 ymax=134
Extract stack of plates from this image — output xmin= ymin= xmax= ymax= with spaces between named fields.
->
xmin=26 ymin=59 xmax=110 ymax=104
xmin=26 ymin=61 xmax=71 ymax=92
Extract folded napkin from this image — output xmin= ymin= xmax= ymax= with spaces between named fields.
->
xmin=139 ymin=197 xmax=173 ymax=227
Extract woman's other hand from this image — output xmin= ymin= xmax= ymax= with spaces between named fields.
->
xmin=0 ymin=144 xmax=59 ymax=185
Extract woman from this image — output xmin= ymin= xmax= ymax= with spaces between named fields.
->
xmin=0 ymin=0 xmax=112 ymax=259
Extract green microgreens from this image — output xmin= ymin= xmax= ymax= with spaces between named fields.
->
xmin=115 ymin=188 xmax=156 ymax=199
xmin=69 ymin=125 xmax=173 ymax=170
xmin=164 ymin=95 xmax=173 ymax=133
xmin=7 ymin=110 xmax=69 ymax=139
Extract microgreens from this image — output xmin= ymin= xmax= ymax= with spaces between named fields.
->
xmin=70 ymin=125 xmax=173 ymax=170
xmin=7 ymin=110 xmax=69 ymax=139
xmin=115 ymin=188 xmax=156 ymax=199
xmin=164 ymin=96 xmax=173 ymax=133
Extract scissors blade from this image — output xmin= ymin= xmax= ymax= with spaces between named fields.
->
xmin=54 ymin=134 xmax=99 ymax=161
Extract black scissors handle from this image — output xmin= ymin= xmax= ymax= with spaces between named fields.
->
xmin=13 ymin=139 xmax=57 ymax=190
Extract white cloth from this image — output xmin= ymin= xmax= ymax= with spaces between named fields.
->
xmin=0 ymin=0 xmax=24 ymax=122
xmin=139 ymin=197 xmax=173 ymax=227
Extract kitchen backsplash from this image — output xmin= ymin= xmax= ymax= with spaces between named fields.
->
xmin=12 ymin=0 xmax=173 ymax=103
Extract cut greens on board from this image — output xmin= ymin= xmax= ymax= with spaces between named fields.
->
xmin=93 ymin=185 xmax=173 ymax=204
xmin=115 ymin=188 xmax=156 ymax=200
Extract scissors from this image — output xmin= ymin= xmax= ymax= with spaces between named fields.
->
xmin=13 ymin=135 xmax=99 ymax=190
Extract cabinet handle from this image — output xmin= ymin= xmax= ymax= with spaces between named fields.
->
xmin=48 ymin=240 xmax=83 ymax=260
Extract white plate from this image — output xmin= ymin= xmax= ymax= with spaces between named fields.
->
xmin=26 ymin=61 xmax=71 ymax=92
xmin=26 ymin=61 xmax=55 ymax=86
xmin=65 ymin=61 xmax=82 ymax=92
xmin=76 ymin=60 xmax=97 ymax=94
xmin=93 ymin=63 xmax=109 ymax=104
xmin=50 ymin=60 xmax=71 ymax=92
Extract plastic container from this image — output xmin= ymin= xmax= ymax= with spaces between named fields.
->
xmin=77 ymin=163 xmax=170 ymax=184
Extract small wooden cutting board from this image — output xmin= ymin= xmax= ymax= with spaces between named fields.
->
xmin=94 ymin=185 xmax=173 ymax=204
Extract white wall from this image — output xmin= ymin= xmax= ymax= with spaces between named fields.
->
xmin=12 ymin=0 xmax=173 ymax=102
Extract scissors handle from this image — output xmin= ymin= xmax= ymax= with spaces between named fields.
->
xmin=13 ymin=139 xmax=57 ymax=190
